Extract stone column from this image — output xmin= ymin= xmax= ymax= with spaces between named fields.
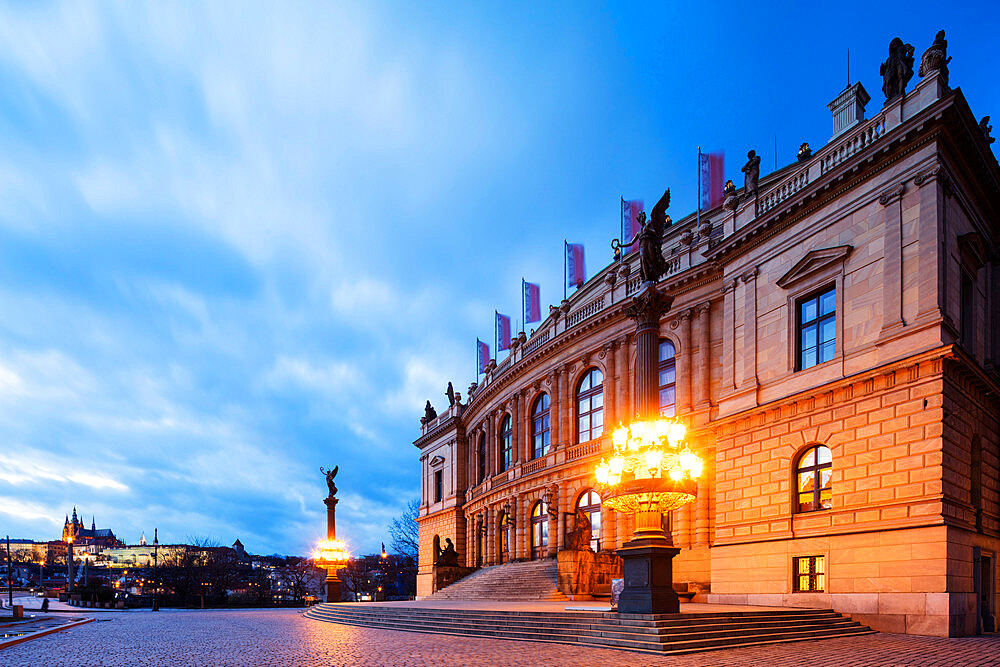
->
xmin=742 ymin=269 xmax=758 ymax=389
xmin=514 ymin=392 xmax=525 ymax=463
xmin=484 ymin=506 xmax=494 ymax=565
xmin=559 ymin=367 xmax=571 ymax=447
xmin=694 ymin=467 xmax=710 ymax=548
xmin=675 ymin=308 xmax=693 ymax=414
xmin=549 ymin=369 xmax=561 ymax=447
xmin=545 ymin=485 xmax=559 ymax=557
xmin=915 ymin=167 xmax=949 ymax=324
xmin=722 ymin=279 xmax=737 ymax=391
xmin=603 ymin=341 xmax=617 ymax=427
xmin=603 ymin=508 xmax=616 ymax=552
xmin=695 ymin=302 xmax=711 ymax=408
xmin=511 ymin=397 xmax=521 ymax=465
xmin=879 ymin=184 xmax=906 ymax=336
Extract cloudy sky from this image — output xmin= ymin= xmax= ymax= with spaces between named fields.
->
xmin=0 ymin=2 xmax=996 ymax=556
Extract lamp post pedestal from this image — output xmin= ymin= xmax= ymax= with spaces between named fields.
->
xmin=616 ymin=529 xmax=681 ymax=614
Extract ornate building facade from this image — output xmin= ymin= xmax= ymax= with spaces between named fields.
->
xmin=415 ymin=36 xmax=999 ymax=636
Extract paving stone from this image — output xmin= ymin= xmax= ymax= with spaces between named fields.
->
xmin=3 ymin=608 xmax=1000 ymax=666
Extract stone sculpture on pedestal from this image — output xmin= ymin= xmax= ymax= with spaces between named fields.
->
xmin=881 ymin=37 xmax=915 ymax=102
xmin=918 ymin=30 xmax=951 ymax=86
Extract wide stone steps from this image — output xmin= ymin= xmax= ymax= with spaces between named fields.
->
xmin=304 ymin=605 xmax=875 ymax=655
xmin=429 ymin=560 xmax=566 ymax=600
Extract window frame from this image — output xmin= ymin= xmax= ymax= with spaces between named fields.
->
xmin=499 ymin=414 xmax=513 ymax=472
xmin=530 ymin=393 xmax=551 ymax=459
xmin=575 ymin=367 xmax=604 ymax=444
xmin=530 ymin=501 xmax=549 ymax=560
xmin=794 ymin=444 xmax=833 ymax=514
xmin=795 ymin=285 xmax=837 ymax=371
xmin=792 ymin=555 xmax=826 ymax=592
xmin=477 ymin=434 xmax=486 ymax=484
xmin=658 ymin=338 xmax=677 ymax=417
xmin=576 ymin=489 xmax=602 ymax=552
xmin=433 ymin=469 xmax=443 ymax=503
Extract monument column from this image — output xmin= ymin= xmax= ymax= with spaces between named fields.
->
xmin=320 ymin=466 xmax=342 ymax=602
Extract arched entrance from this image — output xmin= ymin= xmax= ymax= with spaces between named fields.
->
xmin=531 ymin=501 xmax=548 ymax=560
xmin=576 ymin=489 xmax=602 ymax=552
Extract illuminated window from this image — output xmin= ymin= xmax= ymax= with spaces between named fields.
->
xmin=498 ymin=512 xmax=510 ymax=562
xmin=530 ymin=501 xmax=549 ymax=560
xmin=576 ymin=368 xmax=604 ymax=443
xmin=499 ymin=415 xmax=512 ymax=471
xmin=531 ymin=393 xmax=551 ymax=459
xmin=658 ymin=339 xmax=676 ymax=416
xmin=793 ymin=555 xmax=826 ymax=592
xmin=796 ymin=445 xmax=832 ymax=513
xmin=576 ymin=489 xmax=602 ymax=552
xmin=797 ymin=286 xmax=836 ymax=370
xmin=477 ymin=435 xmax=486 ymax=483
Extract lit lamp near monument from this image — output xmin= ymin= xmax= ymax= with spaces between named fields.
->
xmin=601 ymin=188 xmax=703 ymax=614
xmin=313 ymin=538 xmax=350 ymax=602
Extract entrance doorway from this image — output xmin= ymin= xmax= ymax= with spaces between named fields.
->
xmin=981 ymin=553 xmax=995 ymax=633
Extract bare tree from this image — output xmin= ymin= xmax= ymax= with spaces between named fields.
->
xmin=388 ymin=499 xmax=419 ymax=562
xmin=276 ymin=557 xmax=323 ymax=603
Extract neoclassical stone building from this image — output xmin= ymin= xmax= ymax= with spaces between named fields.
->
xmin=415 ymin=37 xmax=999 ymax=636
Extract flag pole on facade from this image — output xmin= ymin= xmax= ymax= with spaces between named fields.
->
xmin=620 ymin=196 xmax=624 ymax=262
xmin=563 ymin=239 xmax=568 ymax=301
xmin=476 ymin=337 xmax=480 ymax=383
xmin=697 ymin=146 xmax=702 ymax=230
xmin=495 ymin=310 xmax=498 ymax=359
xmin=521 ymin=278 xmax=525 ymax=334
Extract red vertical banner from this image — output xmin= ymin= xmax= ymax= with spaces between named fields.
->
xmin=699 ymin=152 xmax=725 ymax=209
xmin=566 ymin=243 xmax=586 ymax=289
xmin=622 ymin=199 xmax=643 ymax=254
xmin=523 ymin=281 xmax=541 ymax=324
xmin=496 ymin=313 xmax=512 ymax=351
xmin=477 ymin=339 xmax=490 ymax=373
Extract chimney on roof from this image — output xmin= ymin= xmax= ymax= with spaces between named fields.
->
xmin=828 ymin=82 xmax=870 ymax=139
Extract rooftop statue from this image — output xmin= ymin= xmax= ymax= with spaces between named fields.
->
xmin=881 ymin=37 xmax=915 ymax=102
xmin=919 ymin=30 xmax=951 ymax=85
xmin=446 ymin=381 xmax=455 ymax=407
xmin=319 ymin=466 xmax=338 ymax=497
xmin=981 ymin=116 xmax=995 ymax=145
xmin=618 ymin=189 xmax=671 ymax=284
xmin=420 ymin=400 xmax=438 ymax=425
xmin=742 ymin=150 xmax=761 ymax=197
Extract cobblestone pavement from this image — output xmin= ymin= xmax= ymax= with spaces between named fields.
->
xmin=3 ymin=608 xmax=1000 ymax=666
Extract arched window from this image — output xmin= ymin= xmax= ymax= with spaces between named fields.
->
xmin=477 ymin=434 xmax=486 ymax=483
xmin=576 ymin=489 xmax=602 ymax=552
xmin=531 ymin=393 xmax=550 ymax=459
xmin=796 ymin=445 xmax=832 ymax=513
xmin=498 ymin=512 xmax=510 ymax=563
xmin=499 ymin=415 xmax=512 ymax=471
xmin=576 ymin=368 xmax=604 ymax=443
xmin=531 ymin=501 xmax=549 ymax=560
xmin=659 ymin=339 xmax=676 ymax=417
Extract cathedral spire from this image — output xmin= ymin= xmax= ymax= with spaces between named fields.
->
xmin=92 ymin=516 xmax=96 ymax=530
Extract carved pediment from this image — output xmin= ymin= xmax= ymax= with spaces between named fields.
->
xmin=776 ymin=245 xmax=853 ymax=289
xmin=430 ymin=455 xmax=445 ymax=467
xmin=958 ymin=233 xmax=986 ymax=271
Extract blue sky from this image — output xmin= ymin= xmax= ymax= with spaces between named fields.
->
xmin=0 ymin=2 xmax=996 ymax=557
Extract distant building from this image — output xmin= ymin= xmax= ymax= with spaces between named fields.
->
xmin=61 ymin=507 xmax=124 ymax=548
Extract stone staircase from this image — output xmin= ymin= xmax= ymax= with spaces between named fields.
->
xmin=428 ymin=559 xmax=566 ymax=601
xmin=303 ymin=604 xmax=875 ymax=655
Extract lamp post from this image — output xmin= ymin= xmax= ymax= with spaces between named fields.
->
xmin=594 ymin=281 xmax=702 ymax=614
xmin=152 ymin=528 xmax=159 ymax=612
xmin=66 ymin=537 xmax=74 ymax=595
xmin=313 ymin=539 xmax=350 ymax=602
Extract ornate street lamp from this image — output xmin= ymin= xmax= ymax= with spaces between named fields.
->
xmin=600 ymin=203 xmax=702 ymax=614
xmin=595 ymin=418 xmax=702 ymax=528
xmin=313 ymin=539 xmax=350 ymax=602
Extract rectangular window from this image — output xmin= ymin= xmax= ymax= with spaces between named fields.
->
xmin=797 ymin=286 xmax=836 ymax=370
xmin=434 ymin=470 xmax=443 ymax=503
xmin=793 ymin=555 xmax=826 ymax=592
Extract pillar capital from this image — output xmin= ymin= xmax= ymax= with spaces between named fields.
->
xmin=625 ymin=283 xmax=674 ymax=330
